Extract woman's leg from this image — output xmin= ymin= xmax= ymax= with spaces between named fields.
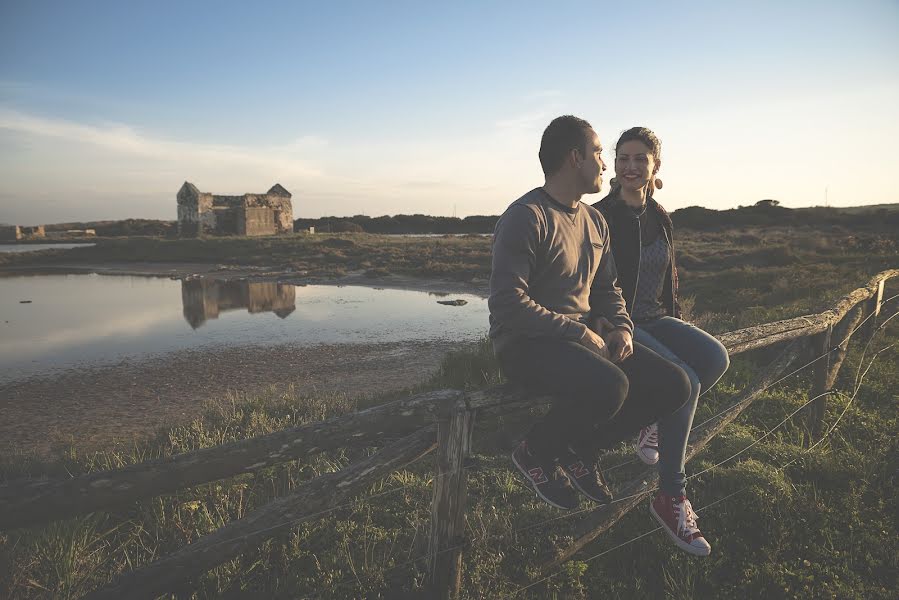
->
xmin=636 ymin=317 xmax=730 ymax=497
xmin=574 ymin=341 xmax=692 ymax=457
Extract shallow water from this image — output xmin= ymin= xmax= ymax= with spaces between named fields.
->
xmin=0 ymin=243 xmax=96 ymax=253
xmin=0 ymin=274 xmax=488 ymax=382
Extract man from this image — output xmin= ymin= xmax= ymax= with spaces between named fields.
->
xmin=489 ymin=115 xmax=691 ymax=510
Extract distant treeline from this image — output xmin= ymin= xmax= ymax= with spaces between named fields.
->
xmin=32 ymin=202 xmax=899 ymax=237
xmin=44 ymin=219 xmax=176 ymax=237
xmin=296 ymin=202 xmax=899 ymax=234
xmin=292 ymin=214 xmax=499 ymax=234
xmin=671 ymin=202 xmax=899 ymax=230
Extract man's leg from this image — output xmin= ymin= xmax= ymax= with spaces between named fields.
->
xmin=498 ymin=337 xmax=629 ymax=460
xmin=576 ymin=342 xmax=691 ymax=455
xmin=498 ymin=337 xmax=629 ymax=508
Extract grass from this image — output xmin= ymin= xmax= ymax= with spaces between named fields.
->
xmin=0 ymin=235 xmax=897 ymax=599
xmin=1 ymin=224 xmax=896 ymax=290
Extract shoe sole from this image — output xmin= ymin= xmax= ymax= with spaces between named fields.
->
xmin=649 ymin=502 xmax=712 ymax=556
xmin=636 ymin=445 xmax=660 ymax=465
xmin=565 ymin=471 xmax=613 ymax=505
xmin=511 ymin=451 xmax=576 ymax=510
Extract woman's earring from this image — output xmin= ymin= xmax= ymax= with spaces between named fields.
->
xmin=654 ymin=178 xmax=664 ymax=190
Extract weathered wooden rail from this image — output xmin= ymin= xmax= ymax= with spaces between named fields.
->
xmin=1 ymin=269 xmax=895 ymax=600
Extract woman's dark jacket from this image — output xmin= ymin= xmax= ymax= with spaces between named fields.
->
xmin=592 ymin=191 xmax=681 ymax=319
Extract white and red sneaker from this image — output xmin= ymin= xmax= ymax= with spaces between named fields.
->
xmin=650 ymin=491 xmax=711 ymax=556
xmin=636 ymin=423 xmax=660 ymax=465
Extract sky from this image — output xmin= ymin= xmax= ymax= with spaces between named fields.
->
xmin=1 ymin=0 xmax=898 ymax=224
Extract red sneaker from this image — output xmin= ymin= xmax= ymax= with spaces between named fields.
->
xmin=650 ymin=491 xmax=711 ymax=556
xmin=636 ymin=423 xmax=659 ymax=465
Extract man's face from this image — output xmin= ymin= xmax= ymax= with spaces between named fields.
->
xmin=576 ymin=128 xmax=606 ymax=194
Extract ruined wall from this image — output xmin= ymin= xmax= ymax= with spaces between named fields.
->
xmin=177 ymin=182 xmax=293 ymax=236
xmin=20 ymin=225 xmax=45 ymax=239
xmin=0 ymin=226 xmax=21 ymax=241
xmin=1 ymin=225 xmax=45 ymax=241
xmin=181 ymin=279 xmax=296 ymax=328
xmin=238 ymin=207 xmax=276 ymax=236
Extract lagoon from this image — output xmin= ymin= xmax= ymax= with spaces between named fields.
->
xmin=0 ymin=243 xmax=97 ymax=253
xmin=0 ymin=274 xmax=488 ymax=383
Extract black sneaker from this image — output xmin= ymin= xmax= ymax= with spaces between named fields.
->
xmin=560 ymin=449 xmax=614 ymax=505
xmin=511 ymin=441 xmax=579 ymax=510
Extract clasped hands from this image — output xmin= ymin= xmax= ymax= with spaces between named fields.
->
xmin=580 ymin=316 xmax=634 ymax=363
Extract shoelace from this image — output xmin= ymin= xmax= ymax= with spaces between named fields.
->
xmin=640 ymin=424 xmax=658 ymax=448
xmin=675 ymin=497 xmax=700 ymax=536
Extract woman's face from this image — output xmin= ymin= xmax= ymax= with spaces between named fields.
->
xmin=614 ymin=140 xmax=658 ymax=193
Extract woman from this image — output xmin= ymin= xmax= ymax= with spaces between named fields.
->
xmin=593 ymin=127 xmax=729 ymax=557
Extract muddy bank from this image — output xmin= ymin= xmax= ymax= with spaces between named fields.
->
xmin=0 ymin=339 xmax=467 ymax=459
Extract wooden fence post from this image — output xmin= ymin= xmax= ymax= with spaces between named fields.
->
xmin=805 ymin=324 xmax=833 ymax=445
xmin=428 ymin=401 xmax=475 ymax=600
xmin=864 ymin=278 xmax=885 ymax=338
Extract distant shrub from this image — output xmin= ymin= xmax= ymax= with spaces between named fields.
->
xmin=732 ymin=233 xmax=763 ymax=245
xmin=330 ymin=221 xmax=364 ymax=233
xmin=319 ymin=237 xmax=357 ymax=248
xmin=755 ymin=245 xmax=799 ymax=267
xmin=678 ymin=252 xmax=705 ymax=269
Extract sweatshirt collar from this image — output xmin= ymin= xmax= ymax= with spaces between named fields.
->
xmin=537 ymin=187 xmax=579 ymax=215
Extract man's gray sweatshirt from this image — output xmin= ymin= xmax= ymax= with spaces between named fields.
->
xmin=488 ymin=187 xmax=633 ymax=354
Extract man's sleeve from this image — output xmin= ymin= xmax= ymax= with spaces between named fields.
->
xmin=588 ymin=218 xmax=634 ymax=334
xmin=488 ymin=205 xmax=589 ymax=342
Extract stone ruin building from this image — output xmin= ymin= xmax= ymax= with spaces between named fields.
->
xmin=0 ymin=225 xmax=46 ymax=242
xmin=176 ymin=182 xmax=293 ymax=237
xmin=181 ymin=279 xmax=296 ymax=329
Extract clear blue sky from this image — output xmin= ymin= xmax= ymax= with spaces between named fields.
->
xmin=1 ymin=0 xmax=898 ymax=223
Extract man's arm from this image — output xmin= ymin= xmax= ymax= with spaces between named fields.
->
xmin=488 ymin=205 xmax=591 ymax=343
xmin=588 ymin=218 xmax=633 ymax=335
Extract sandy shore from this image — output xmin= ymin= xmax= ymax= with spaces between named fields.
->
xmin=0 ymin=263 xmax=488 ymax=459
xmin=0 ymin=337 xmax=470 ymax=459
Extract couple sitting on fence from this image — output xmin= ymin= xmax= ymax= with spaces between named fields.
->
xmin=488 ymin=116 xmax=730 ymax=557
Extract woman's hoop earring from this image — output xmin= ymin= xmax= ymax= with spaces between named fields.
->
xmin=654 ymin=178 xmax=664 ymax=190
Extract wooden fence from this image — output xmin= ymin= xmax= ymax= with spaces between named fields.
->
xmin=0 ymin=269 xmax=895 ymax=599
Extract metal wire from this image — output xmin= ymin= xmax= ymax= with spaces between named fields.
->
xmin=511 ymin=312 xmax=897 ymax=597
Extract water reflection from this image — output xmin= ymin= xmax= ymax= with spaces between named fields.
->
xmin=0 ymin=274 xmax=489 ymax=383
xmin=181 ymin=280 xmax=296 ymax=329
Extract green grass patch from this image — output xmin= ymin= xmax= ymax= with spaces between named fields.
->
xmin=1 ymin=235 xmax=897 ymax=599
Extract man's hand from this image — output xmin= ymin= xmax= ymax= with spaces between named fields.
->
xmin=591 ymin=317 xmax=633 ymax=363
xmin=590 ymin=316 xmax=616 ymax=337
xmin=605 ymin=328 xmax=633 ymax=363
xmin=580 ymin=327 xmax=610 ymax=360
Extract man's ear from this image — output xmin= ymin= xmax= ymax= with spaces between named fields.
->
xmin=569 ymin=148 xmax=582 ymax=168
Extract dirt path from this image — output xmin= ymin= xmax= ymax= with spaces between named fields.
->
xmin=0 ymin=340 xmax=463 ymax=459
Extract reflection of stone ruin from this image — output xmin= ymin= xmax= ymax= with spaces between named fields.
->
xmin=181 ymin=279 xmax=297 ymax=329
xmin=176 ymin=182 xmax=293 ymax=237
xmin=0 ymin=225 xmax=45 ymax=241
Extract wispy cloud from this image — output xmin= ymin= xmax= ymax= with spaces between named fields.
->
xmin=0 ymin=108 xmax=325 ymax=178
xmin=494 ymin=110 xmax=557 ymax=132
xmin=523 ymin=89 xmax=564 ymax=100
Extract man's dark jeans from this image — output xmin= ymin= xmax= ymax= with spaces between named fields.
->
xmin=497 ymin=337 xmax=692 ymax=461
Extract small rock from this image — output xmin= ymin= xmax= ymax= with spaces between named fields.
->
xmin=436 ymin=299 xmax=467 ymax=306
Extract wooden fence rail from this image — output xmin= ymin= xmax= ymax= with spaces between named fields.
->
xmin=1 ymin=269 xmax=895 ymax=600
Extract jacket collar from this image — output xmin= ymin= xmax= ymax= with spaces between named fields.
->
xmin=598 ymin=190 xmax=673 ymax=232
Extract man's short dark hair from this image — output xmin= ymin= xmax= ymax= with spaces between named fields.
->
xmin=538 ymin=115 xmax=593 ymax=176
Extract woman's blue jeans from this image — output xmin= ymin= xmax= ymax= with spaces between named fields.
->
xmin=633 ymin=317 xmax=730 ymax=497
